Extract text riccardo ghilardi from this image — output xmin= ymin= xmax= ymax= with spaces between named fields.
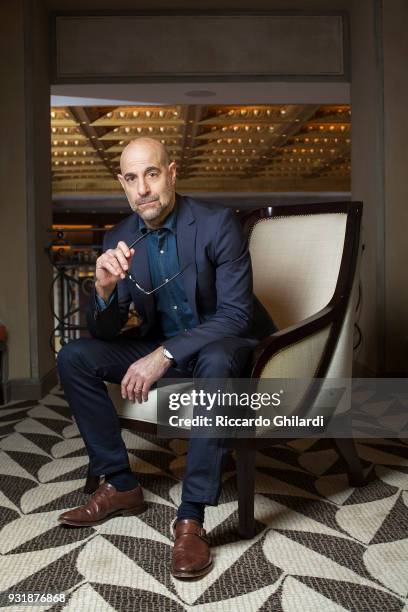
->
xmin=166 ymin=389 xmax=324 ymax=428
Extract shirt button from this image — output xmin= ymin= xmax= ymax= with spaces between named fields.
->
xmin=160 ymin=250 xmax=164 ymax=254
xmin=173 ymin=305 xmax=178 ymax=310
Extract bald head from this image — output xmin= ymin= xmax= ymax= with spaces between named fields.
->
xmin=117 ymin=137 xmax=176 ymax=228
xmin=120 ymin=137 xmax=170 ymax=173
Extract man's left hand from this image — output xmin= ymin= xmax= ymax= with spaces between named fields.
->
xmin=121 ymin=347 xmax=172 ymax=403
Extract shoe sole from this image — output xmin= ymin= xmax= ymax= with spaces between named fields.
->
xmin=171 ymin=557 xmax=213 ymax=579
xmin=58 ymin=502 xmax=148 ymax=527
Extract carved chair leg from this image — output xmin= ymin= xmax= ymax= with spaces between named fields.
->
xmin=83 ymin=463 xmax=100 ymax=494
xmin=333 ymin=438 xmax=367 ymax=487
xmin=236 ymin=446 xmax=256 ymax=539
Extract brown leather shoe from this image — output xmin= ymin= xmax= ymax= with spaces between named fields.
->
xmin=58 ymin=482 xmax=146 ymax=526
xmin=171 ymin=519 xmax=213 ymax=579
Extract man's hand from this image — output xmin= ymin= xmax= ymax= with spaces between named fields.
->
xmin=95 ymin=241 xmax=135 ymax=303
xmin=121 ymin=347 xmax=173 ymax=403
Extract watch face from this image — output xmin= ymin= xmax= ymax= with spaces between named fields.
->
xmin=163 ymin=348 xmax=173 ymax=360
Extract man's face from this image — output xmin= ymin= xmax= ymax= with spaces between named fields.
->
xmin=118 ymin=143 xmax=176 ymax=223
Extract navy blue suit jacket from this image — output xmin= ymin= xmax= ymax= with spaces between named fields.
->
xmin=87 ymin=193 xmax=276 ymax=367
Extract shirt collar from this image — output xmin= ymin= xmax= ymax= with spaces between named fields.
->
xmin=139 ymin=201 xmax=177 ymax=234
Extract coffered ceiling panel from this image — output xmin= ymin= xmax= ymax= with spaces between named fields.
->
xmin=51 ymin=104 xmax=351 ymax=193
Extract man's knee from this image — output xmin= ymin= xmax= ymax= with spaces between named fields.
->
xmin=56 ymin=337 xmax=97 ymax=376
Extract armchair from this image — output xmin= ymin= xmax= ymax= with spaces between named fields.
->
xmin=84 ymin=201 xmax=365 ymax=540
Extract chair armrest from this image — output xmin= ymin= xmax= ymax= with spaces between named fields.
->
xmin=251 ymin=305 xmax=334 ymax=378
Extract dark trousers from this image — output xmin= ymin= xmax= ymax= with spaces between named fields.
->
xmin=57 ymin=334 xmax=256 ymax=506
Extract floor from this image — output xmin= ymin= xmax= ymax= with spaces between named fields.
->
xmin=0 ymin=387 xmax=407 ymax=611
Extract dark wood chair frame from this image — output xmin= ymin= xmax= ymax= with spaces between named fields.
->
xmin=84 ymin=201 xmax=366 ymax=539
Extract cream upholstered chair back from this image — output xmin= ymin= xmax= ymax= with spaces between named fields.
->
xmin=246 ymin=202 xmax=362 ymax=389
xmin=249 ymin=212 xmax=347 ymax=330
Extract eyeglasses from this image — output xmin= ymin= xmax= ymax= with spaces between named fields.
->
xmin=126 ymin=229 xmax=190 ymax=296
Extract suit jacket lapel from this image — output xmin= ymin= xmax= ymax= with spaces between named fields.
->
xmin=176 ymin=195 xmax=199 ymax=322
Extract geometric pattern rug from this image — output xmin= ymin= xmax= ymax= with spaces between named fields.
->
xmin=0 ymin=387 xmax=407 ymax=611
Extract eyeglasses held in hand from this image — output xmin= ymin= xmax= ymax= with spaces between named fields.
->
xmin=126 ymin=229 xmax=190 ymax=296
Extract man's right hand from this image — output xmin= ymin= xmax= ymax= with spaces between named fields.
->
xmin=95 ymin=241 xmax=135 ymax=303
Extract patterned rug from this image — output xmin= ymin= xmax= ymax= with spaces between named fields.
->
xmin=0 ymin=386 xmax=407 ymax=611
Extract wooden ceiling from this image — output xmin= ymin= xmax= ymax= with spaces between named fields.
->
xmin=51 ymin=104 xmax=351 ymax=193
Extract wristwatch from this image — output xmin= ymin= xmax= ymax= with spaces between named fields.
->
xmin=162 ymin=346 xmax=175 ymax=364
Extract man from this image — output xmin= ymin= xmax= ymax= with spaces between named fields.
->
xmin=56 ymin=137 xmax=276 ymax=579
